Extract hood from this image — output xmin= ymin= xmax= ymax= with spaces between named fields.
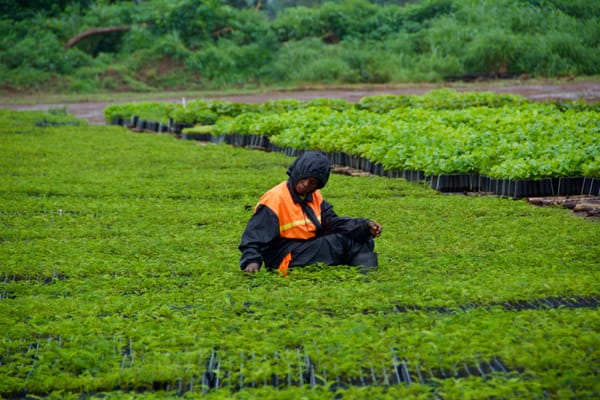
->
xmin=286 ymin=151 xmax=331 ymax=189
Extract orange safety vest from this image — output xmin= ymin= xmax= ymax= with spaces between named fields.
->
xmin=257 ymin=181 xmax=323 ymax=275
xmin=257 ymin=181 xmax=323 ymax=240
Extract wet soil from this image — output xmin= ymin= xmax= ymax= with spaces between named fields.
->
xmin=2 ymin=80 xmax=599 ymax=125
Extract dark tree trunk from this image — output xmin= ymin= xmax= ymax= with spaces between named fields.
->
xmin=64 ymin=25 xmax=132 ymax=49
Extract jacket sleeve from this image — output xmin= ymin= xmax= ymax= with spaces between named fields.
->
xmin=238 ymin=204 xmax=280 ymax=270
xmin=321 ymin=200 xmax=372 ymax=243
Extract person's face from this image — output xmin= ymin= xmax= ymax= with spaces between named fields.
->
xmin=295 ymin=177 xmax=319 ymax=196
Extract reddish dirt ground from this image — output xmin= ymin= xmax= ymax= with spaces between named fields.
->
xmin=2 ymin=80 xmax=599 ymax=125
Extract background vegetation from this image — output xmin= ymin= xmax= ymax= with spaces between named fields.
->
xmin=1 ymin=0 xmax=599 ymax=94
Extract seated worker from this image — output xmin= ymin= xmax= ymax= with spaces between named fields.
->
xmin=239 ymin=151 xmax=382 ymax=274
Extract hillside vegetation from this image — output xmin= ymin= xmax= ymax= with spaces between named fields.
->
xmin=1 ymin=0 xmax=599 ymax=94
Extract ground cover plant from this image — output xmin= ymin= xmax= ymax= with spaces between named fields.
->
xmin=0 ymin=109 xmax=599 ymax=399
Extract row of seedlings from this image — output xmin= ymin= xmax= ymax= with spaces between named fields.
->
xmin=111 ymin=116 xmax=600 ymax=199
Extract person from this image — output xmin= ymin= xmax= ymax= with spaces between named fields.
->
xmin=239 ymin=151 xmax=382 ymax=274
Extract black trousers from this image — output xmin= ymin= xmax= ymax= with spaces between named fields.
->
xmin=288 ymin=233 xmax=377 ymax=268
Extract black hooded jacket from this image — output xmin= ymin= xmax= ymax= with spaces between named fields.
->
xmin=239 ymin=151 xmax=372 ymax=270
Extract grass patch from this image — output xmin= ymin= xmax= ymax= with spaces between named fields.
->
xmin=0 ymin=110 xmax=598 ymax=398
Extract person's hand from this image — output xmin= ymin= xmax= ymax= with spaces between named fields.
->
xmin=244 ymin=262 xmax=261 ymax=273
xmin=368 ymin=221 xmax=382 ymax=238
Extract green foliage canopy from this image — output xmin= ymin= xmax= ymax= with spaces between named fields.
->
xmin=0 ymin=0 xmax=599 ymax=92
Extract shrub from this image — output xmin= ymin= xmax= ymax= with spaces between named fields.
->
xmin=544 ymin=31 xmax=599 ymax=76
xmin=546 ymin=0 xmax=600 ymax=19
xmin=270 ymin=6 xmax=326 ymax=42
xmin=150 ymin=31 xmax=192 ymax=62
xmin=160 ymin=0 xmax=235 ymax=48
xmin=0 ymin=31 xmax=66 ymax=72
xmin=463 ymin=28 xmax=517 ymax=74
xmin=187 ymin=40 xmax=271 ymax=87
xmin=340 ymin=40 xmax=400 ymax=83
xmin=259 ymin=38 xmax=329 ymax=83
xmin=421 ymin=15 xmax=473 ymax=61
xmin=119 ymin=26 xmax=159 ymax=57
xmin=364 ymin=5 xmax=408 ymax=40
xmin=319 ymin=0 xmax=378 ymax=40
xmin=0 ymin=67 xmax=54 ymax=90
xmin=225 ymin=8 xmax=273 ymax=46
xmin=511 ymin=32 xmax=596 ymax=77
xmin=404 ymin=0 xmax=454 ymax=24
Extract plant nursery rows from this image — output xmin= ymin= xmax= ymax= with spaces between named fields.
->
xmin=1 ymin=109 xmax=599 ymax=399
xmin=106 ymin=89 xmax=600 ymax=198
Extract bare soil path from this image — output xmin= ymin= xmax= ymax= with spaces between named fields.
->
xmin=2 ymin=80 xmax=599 ymax=125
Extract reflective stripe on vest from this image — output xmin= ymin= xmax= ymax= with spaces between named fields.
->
xmin=257 ymin=181 xmax=323 ymax=240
